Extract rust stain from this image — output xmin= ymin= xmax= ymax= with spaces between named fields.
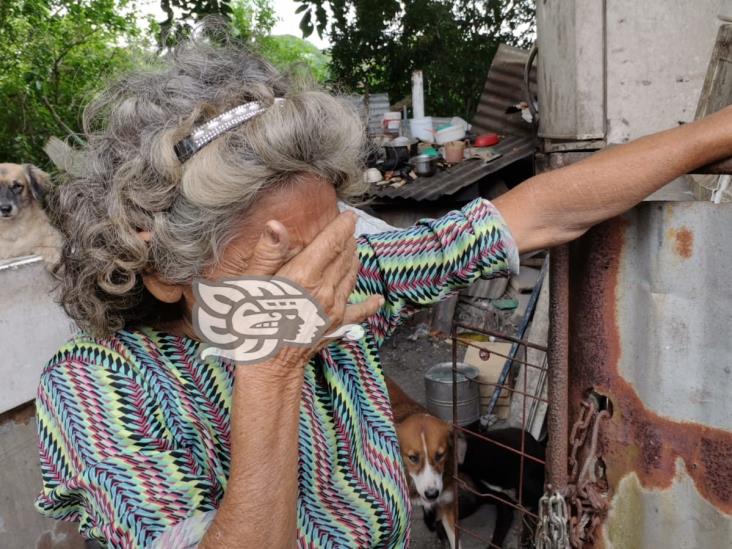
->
xmin=666 ymin=226 xmax=694 ymax=259
xmin=569 ymin=217 xmax=732 ymax=520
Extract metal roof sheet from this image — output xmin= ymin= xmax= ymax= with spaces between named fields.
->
xmin=368 ymin=134 xmax=535 ymax=201
xmin=343 ymin=93 xmax=391 ymax=137
xmin=472 ymin=43 xmax=537 ymax=137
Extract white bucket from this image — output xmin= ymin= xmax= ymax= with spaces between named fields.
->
xmin=409 ymin=117 xmax=435 ymax=143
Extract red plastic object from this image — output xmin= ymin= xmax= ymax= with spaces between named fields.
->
xmin=474 ymin=133 xmax=500 ymax=147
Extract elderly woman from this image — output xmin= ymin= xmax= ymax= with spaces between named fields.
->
xmin=35 ymin=41 xmax=732 ymax=548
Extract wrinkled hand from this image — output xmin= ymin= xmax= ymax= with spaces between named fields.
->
xmin=246 ymin=212 xmax=383 ymax=357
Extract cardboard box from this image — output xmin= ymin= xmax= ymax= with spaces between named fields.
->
xmin=464 ymin=341 xmax=516 ymax=418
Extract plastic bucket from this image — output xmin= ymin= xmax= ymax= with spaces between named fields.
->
xmin=409 ymin=117 xmax=434 ymax=143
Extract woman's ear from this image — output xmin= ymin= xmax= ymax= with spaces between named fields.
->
xmin=136 ymin=231 xmax=184 ymax=303
xmin=141 ymin=272 xmax=184 ymax=303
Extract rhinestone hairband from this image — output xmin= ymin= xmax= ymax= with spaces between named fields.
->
xmin=174 ymin=98 xmax=285 ymax=163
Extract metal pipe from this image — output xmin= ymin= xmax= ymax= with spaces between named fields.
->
xmin=547 ymin=245 xmax=570 ymax=490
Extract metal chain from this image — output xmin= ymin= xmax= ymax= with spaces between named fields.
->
xmin=535 ymin=487 xmax=570 ymax=549
xmin=566 ymin=396 xmax=611 ymax=548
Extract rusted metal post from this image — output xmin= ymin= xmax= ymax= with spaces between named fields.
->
xmin=547 ymin=244 xmax=570 ymax=491
xmin=451 ymin=324 xmax=461 ymax=547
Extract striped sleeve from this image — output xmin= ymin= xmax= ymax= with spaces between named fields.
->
xmin=355 ymin=198 xmax=519 ymax=345
xmin=35 ymin=345 xmax=220 ymax=548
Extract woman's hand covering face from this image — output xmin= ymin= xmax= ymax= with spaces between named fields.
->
xmin=242 ymin=211 xmax=383 ymax=351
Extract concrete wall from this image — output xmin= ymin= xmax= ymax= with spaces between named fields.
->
xmin=0 ymin=257 xmax=82 ymax=548
xmin=0 ymin=257 xmax=75 ymax=414
xmin=0 ymin=404 xmax=86 ymax=549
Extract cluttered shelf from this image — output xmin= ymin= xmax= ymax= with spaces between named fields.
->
xmin=365 ymin=133 xmax=536 ymax=202
xmin=356 ymin=43 xmax=539 ymax=203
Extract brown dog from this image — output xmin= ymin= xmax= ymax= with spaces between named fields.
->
xmin=386 ymin=376 xmax=466 ymax=548
xmin=0 ymin=163 xmax=61 ymax=266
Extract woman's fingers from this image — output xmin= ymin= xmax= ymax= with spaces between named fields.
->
xmin=320 ymin=236 xmax=357 ymax=295
xmin=332 ymin=250 xmax=360 ymax=310
xmin=341 ymin=295 xmax=385 ymax=326
xmin=297 ymin=211 xmax=357 ymax=276
xmin=247 ymin=220 xmax=298 ymax=276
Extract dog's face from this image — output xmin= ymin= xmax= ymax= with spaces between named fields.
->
xmin=396 ymin=414 xmax=453 ymax=508
xmin=0 ymin=163 xmax=48 ymax=220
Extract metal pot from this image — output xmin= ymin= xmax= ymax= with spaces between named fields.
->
xmin=424 ymin=362 xmax=481 ymax=426
xmin=382 ymin=145 xmax=411 ymax=171
xmin=412 ymin=154 xmax=437 ymax=177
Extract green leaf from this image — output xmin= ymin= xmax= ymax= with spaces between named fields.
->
xmin=299 ymin=9 xmax=314 ymax=38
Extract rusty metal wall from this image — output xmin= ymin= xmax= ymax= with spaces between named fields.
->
xmin=568 ymin=201 xmax=732 ymax=547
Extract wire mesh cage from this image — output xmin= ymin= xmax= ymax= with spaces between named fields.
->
xmin=449 ymin=322 xmax=549 ymax=548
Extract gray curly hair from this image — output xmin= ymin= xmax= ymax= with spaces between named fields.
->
xmin=52 ymin=41 xmax=368 ymax=336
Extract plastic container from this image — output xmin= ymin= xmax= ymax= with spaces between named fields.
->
xmin=383 ymin=112 xmax=402 ymax=136
xmin=434 ymin=124 xmax=466 ymax=145
xmin=450 ymin=116 xmax=471 ymax=131
xmin=444 ymin=140 xmax=466 ymax=163
xmin=409 ymin=117 xmax=434 ymax=143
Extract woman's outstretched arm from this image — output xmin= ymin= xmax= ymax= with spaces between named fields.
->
xmin=494 ymin=106 xmax=732 ymax=253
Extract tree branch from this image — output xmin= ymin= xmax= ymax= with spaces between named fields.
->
xmin=40 ymin=95 xmax=85 ymax=146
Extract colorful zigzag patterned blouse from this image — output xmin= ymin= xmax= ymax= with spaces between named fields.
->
xmin=35 ymin=198 xmax=518 ymax=548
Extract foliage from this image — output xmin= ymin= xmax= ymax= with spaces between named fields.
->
xmin=295 ymin=0 xmax=535 ymax=120
xmin=154 ymin=0 xmax=330 ymax=83
xmin=230 ymin=0 xmax=330 ymax=82
xmin=0 ymin=0 xmax=329 ymax=166
xmin=156 ymin=0 xmax=233 ymax=47
xmin=0 ymin=0 xmax=147 ymax=164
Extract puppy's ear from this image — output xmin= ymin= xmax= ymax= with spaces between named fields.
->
xmin=23 ymin=164 xmax=50 ymax=202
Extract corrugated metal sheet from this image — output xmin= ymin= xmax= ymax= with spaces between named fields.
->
xmin=369 ymin=134 xmax=534 ymax=201
xmin=568 ymin=201 xmax=732 ymax=547
xmin=343 ymin=93 xmax=391 ymax=137
xmin=472 ymin=43 xmax=537 ymax=137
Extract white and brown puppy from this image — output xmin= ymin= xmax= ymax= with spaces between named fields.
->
xmin=386 ymin=377 xmax=466 ymax=549
xmin=0 ymin=163 xmax=61 ymax=266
